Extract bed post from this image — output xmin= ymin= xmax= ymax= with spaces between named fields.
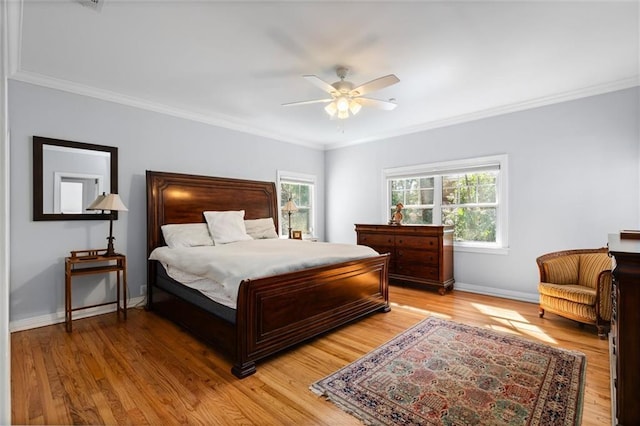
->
xmin=231 ymin=279 xmax=254 ymax=378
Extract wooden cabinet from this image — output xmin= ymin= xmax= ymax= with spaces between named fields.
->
xmin=608 ymin=234 xmax=640 ymax=425
xmin=356 ymin=224 xmax=454 ymax=294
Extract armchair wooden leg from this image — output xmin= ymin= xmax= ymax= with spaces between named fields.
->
xmin=596 ymin=325 xmax=608 ymax=339
xmin=596 ymin=320 xmax=610 ymax=339
xmin=538 ymin=307 xmax=545 ymax=318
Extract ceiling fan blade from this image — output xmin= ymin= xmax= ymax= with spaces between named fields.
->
xmin=282 ymin=98 xmax=333 ymax=107
xmin=303 ymin=75 xmax=338 ymax=95
xmin=356 ymin=97 xmax=398 ymax=111
xmin=350 ymin=74 xmax=399 ymax=97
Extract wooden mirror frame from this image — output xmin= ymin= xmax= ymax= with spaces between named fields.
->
xmin=33 ymin=136 xmax=118 ymax=221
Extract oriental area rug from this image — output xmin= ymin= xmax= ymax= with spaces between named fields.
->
xmin=311 ymin=317 xmax=586 ymax=426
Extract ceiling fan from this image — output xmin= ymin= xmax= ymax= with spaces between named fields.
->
xmin=282 ymin=66 xmax=400 ymax=119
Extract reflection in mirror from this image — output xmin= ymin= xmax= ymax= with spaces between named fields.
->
xmin=33 ymin=136 xmax=118 ymax=221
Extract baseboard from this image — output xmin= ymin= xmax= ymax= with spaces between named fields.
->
xmin=9 ymin=296 xmax=145 ymax=333
xmin=454 ymin=282 xmax=539 ymax=304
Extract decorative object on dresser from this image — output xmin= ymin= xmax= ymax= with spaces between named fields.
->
xmin=355 ymin=224 xmax=454 ymax=295
xmin=311 ymin=316 xmax=586 ymax=426
xmin=536 ymin=248 xmax=613 ymax=338
xmin=87 ymin=193 xmax=128 ymax=256
xmin=608 ymin=234 xmax=640 ymax=425
xmin=388 ymin=202 xmax=404 ymax=225
xmin=282 ymin=197 xmax=298 ymax=238
xmin=147 ymin=171 xmax=390 ymax=378
xmin=291 ymin=230 xmax=302 ymax=240
xmin=65 ymin=249 xmax=127 ymax=332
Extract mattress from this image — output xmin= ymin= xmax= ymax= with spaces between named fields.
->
xmin=149 ymin=238 xmax=379 ymax=309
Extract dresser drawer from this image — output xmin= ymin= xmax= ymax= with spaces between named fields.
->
xmin=395 ymin=264 xmax=439 ymax=281
xmin=358 ymin=233 xmax=394 ymax=247
xmin=396 ymin=248 xmax=438 ymax=266
xmin=396 ymin=235 xmax=439 ymax=250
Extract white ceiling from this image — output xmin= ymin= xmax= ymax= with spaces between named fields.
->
xmin=10 ymin=0 xmax=640 ymax=149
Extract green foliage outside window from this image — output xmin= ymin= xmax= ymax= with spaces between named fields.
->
xmin=389 ymin=172 xmax=498 ymax=243
xmin=281 ymin=182 xmax=312 ymax=236
xmin=442 ymin=173 xmax=497 ymax=242
xmin=390 ymin=177 xmax=434 ymax=225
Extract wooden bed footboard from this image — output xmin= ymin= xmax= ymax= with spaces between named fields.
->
xmin=149 ymin=254 xmax=390 ymax=378
xmin=233 ymin=254 xmax=390 ymax=378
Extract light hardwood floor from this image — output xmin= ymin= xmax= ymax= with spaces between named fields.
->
xmin=11 ymin=286 xmax=611 ymax=425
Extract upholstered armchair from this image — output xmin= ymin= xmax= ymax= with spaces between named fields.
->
xmin=537 ymin=248 xmax=613 ymax=338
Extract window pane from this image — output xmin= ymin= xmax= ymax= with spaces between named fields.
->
xmin=420 ymin=189 xmax=434 ymax=205
xmin=280 ymin=180 xmax=314 ymax=236
xmin=406 ymin=189 xmax=420 ymax=205
xmin=442 ymin=207 xmax=496 ymax=242
xmin=60 ymin=181 xmax=84 ymax=214
xmin=391 ymin=190 xmax=404 ymax=205
xmin=442 ymin=176 xmax=458 ymax=205
xmin=402 ymin=207 xmax=433 ymax=224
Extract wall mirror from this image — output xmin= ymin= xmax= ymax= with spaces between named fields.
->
xmin=33 ymin=136 xmax=118 ymax=221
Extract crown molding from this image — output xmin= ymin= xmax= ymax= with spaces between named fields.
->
xmin=9 ymin=70 xmax=326 ymax=150
xmin=9 ymin=69 xmax=638 ymax=152
xmin=325 ymin=76 xmax=640 ymax=150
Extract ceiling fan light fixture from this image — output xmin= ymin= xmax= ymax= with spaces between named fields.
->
xmin=349 ymin=100 xmax=362 ymax=115
xmin=324 ymin=101 xmax=337 ymax=117
xmin=337 ymin=110 xmax=349 ymax=120
xmin=336 ymin=96 xmax=350 ymax=113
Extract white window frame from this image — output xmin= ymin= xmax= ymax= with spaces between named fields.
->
xmin=277 ymin=170 xmax=317 ymax=238
xmin=383 ymin=154 xmax=509 ymax=254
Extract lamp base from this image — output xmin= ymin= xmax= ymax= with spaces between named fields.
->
xmin=105 ymin=236 xmax=117 ymax=257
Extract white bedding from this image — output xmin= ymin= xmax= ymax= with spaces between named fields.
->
xmin=149 ymin=239 xmax=379 ymax=309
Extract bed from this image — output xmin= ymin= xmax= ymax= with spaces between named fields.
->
xmin=146 ymin=170 xmax=390 ymax=378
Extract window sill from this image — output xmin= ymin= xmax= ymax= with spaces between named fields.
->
xmin=453 ymin=245 xmax=509 ymax=255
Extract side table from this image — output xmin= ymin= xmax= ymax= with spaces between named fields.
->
xmin=65 ymin=249 xmax=127 ymax=332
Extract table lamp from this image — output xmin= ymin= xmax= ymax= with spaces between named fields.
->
xmin=282 ymin=198 xmax=298 ymax=239
xmin=87 ymin=193 xmax=128 ymax=256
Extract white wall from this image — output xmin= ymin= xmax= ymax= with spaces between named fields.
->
xmin=326 ymin=87 xmax=640 ymax=302
xmin=0 ymin=0 xmax=11 ymax=419
xmin=7 ymin=80 xmax=640 ymax=325
xmin=8 ymin=80 xmax=325 ymax=325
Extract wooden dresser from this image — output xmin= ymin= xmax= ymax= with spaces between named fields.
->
xmin=607 ymin=234 xmax=640 ymax=426
xmin=355 ymin=224 xmax=454 ymax=294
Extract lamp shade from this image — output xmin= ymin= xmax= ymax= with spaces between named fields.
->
xmin=324 ymin=101 xmax=337 ymax=117
xmin=87 ymin=193 xmax=128 ymax=212
xmin=282 ymin=198 xmax=298 ymax=213
xmin=86 ymin=193 xmax=107 ymax=210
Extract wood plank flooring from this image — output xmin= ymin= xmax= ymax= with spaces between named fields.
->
xmin=11 ymin=286 xmax=611 ymax=425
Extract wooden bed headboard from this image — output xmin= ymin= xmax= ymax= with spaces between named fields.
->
xmin=146 ymin=170 xmax=279 ymax=255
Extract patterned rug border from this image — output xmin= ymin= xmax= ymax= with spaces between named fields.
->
xmin=311 ymin=316 xmax=587 ymax=426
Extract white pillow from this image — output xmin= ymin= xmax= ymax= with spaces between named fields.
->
xmin=161 ymin=223 xmax=214 ymax=248
xmin=204 ymin=210 xmax=253 ymax=245
xmin=245 ymin=218 xmax=279 ymax=239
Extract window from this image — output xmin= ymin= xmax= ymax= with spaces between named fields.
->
xmin=53 ymin=172 xmax=103 ymax=214
xmin=384 ymin=155 xmax=508 ymax=251
xmin=277 ymin=171 xmax=316 ymax=238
